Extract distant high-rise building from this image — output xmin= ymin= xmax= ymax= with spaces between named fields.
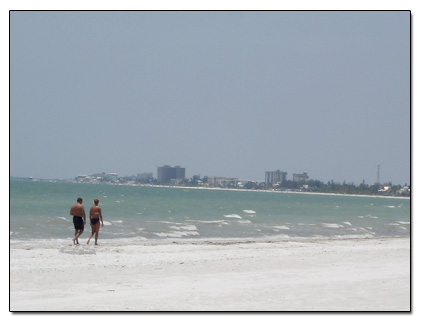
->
xmin=293 ymin=172 xmax=309 ymax=182
xmin=174 ymin=166 xmax=185 ymax=180
xmin=157 ymin=165 xmax=185 ymax=184
xmin=265 ymin=170 xmax=288 ymax=187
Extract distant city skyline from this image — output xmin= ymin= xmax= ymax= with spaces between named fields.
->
xmin=10 ymin=11 xmax=410 ymax=185
xmin=11 ymin=164 xmax=408 ymax=187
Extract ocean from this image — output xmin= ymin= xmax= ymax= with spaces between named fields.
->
xmin=10 ymin=180 xmax=410 ymax=245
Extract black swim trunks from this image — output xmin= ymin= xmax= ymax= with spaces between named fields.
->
xmin=90 ymin=218 xmax=99 ymax=225
xmin=73 ymin=216 xmax=84 ymax=230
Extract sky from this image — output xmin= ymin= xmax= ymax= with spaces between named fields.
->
xmin=10 ymin=10 xmax=410 ymax=185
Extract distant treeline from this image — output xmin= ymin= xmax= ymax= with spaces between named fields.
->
xmin=267 ymin=179 xmax=410 ymax=197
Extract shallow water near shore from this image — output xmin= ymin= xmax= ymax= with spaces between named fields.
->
xmin=10 ymin=180 xmax=410 ymax=245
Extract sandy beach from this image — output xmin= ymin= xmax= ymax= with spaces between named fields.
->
xmin=10 ymin=237 xmax=409 ymax=312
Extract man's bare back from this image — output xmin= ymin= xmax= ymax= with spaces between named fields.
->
xmin=70 ymin=198 xmax=86 ymax=245
xmin=70 ymin=203 xmax=85 ymax=217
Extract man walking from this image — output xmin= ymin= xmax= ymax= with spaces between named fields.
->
xmin=70 ymin=198 xmax=86 ymax=245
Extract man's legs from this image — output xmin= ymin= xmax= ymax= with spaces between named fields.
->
xmin=73 ymin=229 xmax=83 ymax=244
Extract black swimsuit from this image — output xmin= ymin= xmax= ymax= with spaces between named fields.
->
xmin=91 ymin=218 xmax=99 ymax=225
xmin=73 ymin=216 xmax=84 ymax=230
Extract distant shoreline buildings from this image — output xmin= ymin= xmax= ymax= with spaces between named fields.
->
xmin=10 ymin=164 xmax=410 ymax=197
xmin=265 ymin=170 xmax=288 ymax=187
xmin=72 ymin=166 xmax=311 ymax=189
xmin=157 ymin=165 xmax=186 ymax=184
xmin=265 ymin=170 xmax=310 ymax=187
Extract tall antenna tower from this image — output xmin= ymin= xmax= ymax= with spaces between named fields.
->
xmin=377 ymin=165 xmax=380 ymax=184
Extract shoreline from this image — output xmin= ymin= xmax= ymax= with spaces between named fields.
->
xmin=158 ymin=184 xmax=411 ymax=199
xmin=10 ymin=236 xmax=410 ymax=311
xmin=9 ymin=234 xmax=409 ymax=248
xmin=104 ymin=182 xmax=411 ymax=200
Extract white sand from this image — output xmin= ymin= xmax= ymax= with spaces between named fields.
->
xmin=10 ymin=237 xmax=409 ymax=311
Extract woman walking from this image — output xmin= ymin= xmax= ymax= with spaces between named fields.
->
xmin=87 ymin=198 xmax=103 ymax=245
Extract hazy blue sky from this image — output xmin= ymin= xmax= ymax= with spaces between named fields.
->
xmin=10 ymin=11 xmax=410 ymax=185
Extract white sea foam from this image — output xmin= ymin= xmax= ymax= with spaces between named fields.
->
xmin=103 ymin=221 xmax=112 ymax=226
xmin=157 ymin=221 xmax=182 ymax=224
xmin=273 ymin=226 xmax=290 ymax=230
xmin=198 ymin=220 xmax=230 ymax=225
xmin=223 ymin=214 xmax=242 ymax=219
xmin=397 ymin=221 xmax=410 ymax=225
xmin=321 ymin=223 xmax=344 ymax=229
xmin=111 ymin=220 xmax=123 ymax=224
xmin=333 ymin=233 xmax=375 ymax=239
xmin=238 ymin=220 xmax=252 ymax=224
xmin=343 ymin=222 xmax=352 ymax=226
xmin=154 ymin=231 xmax=200 ymax=238
xmin=57 ymin=217 xmax=70 ymax=222
xmin=386 ymin=206 xmax=396 ymax=208
xmin=107 ymin=232 xmax=131 ymax=236
xmin=170 ymin=225 xmax=197 ymax=231
xmin=359 ymin=214 xmax=378 ymax=219
xmin=243 ymin=210 xmax=256 ymax=214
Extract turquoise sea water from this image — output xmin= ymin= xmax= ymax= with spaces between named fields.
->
xmin=10 ymin=180 xmax=410 ymax=244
